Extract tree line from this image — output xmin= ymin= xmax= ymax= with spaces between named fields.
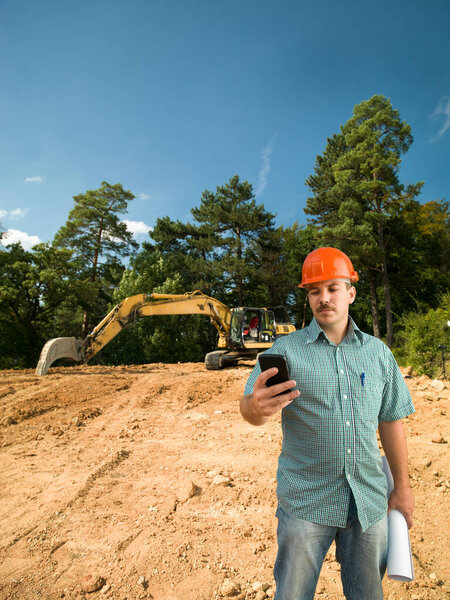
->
xmin=1 ymin=95 xmax=448 ymax=375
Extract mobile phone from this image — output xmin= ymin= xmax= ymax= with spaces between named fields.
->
xmin=258 ymin=354 xmax=293 ymax=389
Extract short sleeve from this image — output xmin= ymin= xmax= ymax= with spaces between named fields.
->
xmin=378 ymin=346 xmax=415 ymax=422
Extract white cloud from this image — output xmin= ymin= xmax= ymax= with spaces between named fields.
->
xmin=430 ymin=96 xmax=450 ymax=141
xmin=122 ymin=219 xmax=152 ymax=237
xmin=0 ymin=208 xmax=28 ymax=221
xmin=25 ymin=175 xmax=47 ymax=183
xmin=10 ymin=208 xmax=28 ymax=220
xmin=137 ymin=193 xmax=150 ymax=200
xmin=1 ymin=229 xmax=41 ymax=250
xmin=255 ymin=134 xmax=278 ymax=196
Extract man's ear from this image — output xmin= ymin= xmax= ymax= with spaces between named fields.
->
xmin=348 ymin=286 xmax=356 ymax=304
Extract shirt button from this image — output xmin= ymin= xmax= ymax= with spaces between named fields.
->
xmin=343 ymin=395 xmax=347 ymax=399
xmin=347 ymin=448 xmax=351 ymax=454
xmin=347 ymin=474 xmax=351 ymax=480
xmin=346 ymin=421 xmax=351 ymax=426
xmin=340 ymin=369 xmax=344 ymax=374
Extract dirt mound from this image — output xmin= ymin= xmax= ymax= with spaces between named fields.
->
xmin=0 ymin=363 xmax=448 ymax=599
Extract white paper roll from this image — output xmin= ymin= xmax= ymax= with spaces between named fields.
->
xmin=381 ymin=455 xmax=414 ymax=582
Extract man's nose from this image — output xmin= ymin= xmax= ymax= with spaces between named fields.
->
xmin=319 ymin=289 xmax=331 ymax=303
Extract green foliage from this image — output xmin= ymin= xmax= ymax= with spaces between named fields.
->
xmin=150 ymin=216 xmax=220 ymax=294
xmin=393 ymin=293 xmax=450 ymax=377
xmin=0 ymin=243 xmax=76 ymax=367
xmin=99 ymin=251 xmax=214 ymax=365
xmin=386 ymin=199 xmax=449 ymax=316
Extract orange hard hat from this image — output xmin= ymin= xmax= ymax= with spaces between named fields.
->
xmin=299 ymin=247 xmax=359 ymax=288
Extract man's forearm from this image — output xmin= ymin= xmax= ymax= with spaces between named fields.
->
xmin=240 ymin=393 xmax=269 ymax=426
xmin=379 ymin=418 xmax=415 ymax=527
xmin=379 ymin=419 xmax=410 ymax=488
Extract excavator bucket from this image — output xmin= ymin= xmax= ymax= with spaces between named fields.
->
xmin=35 ymin=337 xmax=82 ymax=376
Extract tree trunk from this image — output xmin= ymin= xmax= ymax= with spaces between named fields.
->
xmin=91 ymin=221 xmax=103 ymax=283
xmin=82 ymin=311 xmax=89 ymax=338
xmin=368 ymin=269 xmax=381 ymax=338
xmin=82 ymin=223 xmax=103 ymax=338
xmin=378 ymin=222 xmax=393 ymax=347
xmin=236 ymin=225 xmax=243 ymax=306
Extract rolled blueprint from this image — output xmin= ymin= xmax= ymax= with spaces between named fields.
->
xmin=382 ymin=455 xmax=414 ymax=581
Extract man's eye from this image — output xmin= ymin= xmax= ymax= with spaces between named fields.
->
xmin=330 ymin=287 xmax=338 ymax=292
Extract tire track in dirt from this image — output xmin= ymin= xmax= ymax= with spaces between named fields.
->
xmin=65 ymin=449 xmax=132 ymax=508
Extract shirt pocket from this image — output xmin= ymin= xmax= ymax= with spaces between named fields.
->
xmin=351 ymin=367 xmax=384 ymax=426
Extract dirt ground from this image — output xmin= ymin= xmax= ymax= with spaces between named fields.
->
xmin=0 ymin=362 xmax=448 ymax=600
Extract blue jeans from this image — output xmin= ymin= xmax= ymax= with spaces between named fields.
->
xmin=274 ymin=495 xmax=388 ymax=600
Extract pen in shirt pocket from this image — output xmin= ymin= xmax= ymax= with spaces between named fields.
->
xmin=360 ymin=372 xmax=365 ymax=387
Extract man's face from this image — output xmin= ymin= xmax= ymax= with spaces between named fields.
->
xmin=307 ymin=279 xmax=356 ymax=330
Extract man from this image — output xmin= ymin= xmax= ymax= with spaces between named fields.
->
xmin=248 ymin=315 xmax=259 ymax=339
xmin=240 ymin=247 xmax=415 ymax=600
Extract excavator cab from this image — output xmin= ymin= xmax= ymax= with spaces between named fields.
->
xmin=229 ymin=308 xmax=277 ymax=348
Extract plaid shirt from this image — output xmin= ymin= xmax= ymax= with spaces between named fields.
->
xmin=244 ymin=317 xmax=414 ymax=532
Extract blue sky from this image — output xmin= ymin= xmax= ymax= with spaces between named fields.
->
xmin=1 ymin=0 xmax=449 ymax=250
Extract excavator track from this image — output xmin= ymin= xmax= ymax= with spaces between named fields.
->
xmin=205 ymin=350 xmax=228 ymax=370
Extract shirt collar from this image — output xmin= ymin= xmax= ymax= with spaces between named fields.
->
xmin=305 ymin=316 xmax=364 ymax=347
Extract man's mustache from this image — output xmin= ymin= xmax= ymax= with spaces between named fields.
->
xmin=318 ymin=304 xmax=334 ymax=311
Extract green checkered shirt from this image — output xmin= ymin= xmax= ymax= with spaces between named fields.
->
xmin=244 ymin=317 xmax=414 ymax=532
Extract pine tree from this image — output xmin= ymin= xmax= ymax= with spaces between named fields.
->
xmin=191 ymin=175 xmax=275 ymax=306
xmin=54 ymin=181 xmax=138 ymax=336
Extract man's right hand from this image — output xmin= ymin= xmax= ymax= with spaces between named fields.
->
xmin=240 ymin=368 xmax=300 ymax=426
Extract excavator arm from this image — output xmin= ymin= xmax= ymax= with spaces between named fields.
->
xmin=36 ymin=291 xmax=232 ymax=375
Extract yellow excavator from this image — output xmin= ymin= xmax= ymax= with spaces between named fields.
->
xmin=36 ymin=290 xmax=296 ymax=375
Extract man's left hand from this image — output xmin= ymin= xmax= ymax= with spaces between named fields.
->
xmin=388 ymin=486 xmax=415 ymax=529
